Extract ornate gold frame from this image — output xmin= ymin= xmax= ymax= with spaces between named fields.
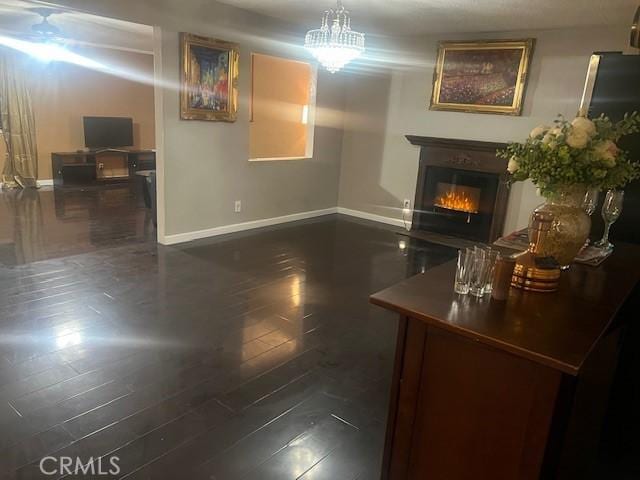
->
xmin=180 ymin=33 xmax=239 ymax=122
xmin=429 ymin=39 xmax=535 ymax=116
xmin=631 ymin=7 xmax=639 ymax=48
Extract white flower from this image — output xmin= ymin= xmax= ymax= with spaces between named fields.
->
xmin=529 ymin=125 xmax=549 ymax=139
xmin=542 ymin=127 xmax=562 ymax=146
xmin=571 ymin=116 xmax=597 ymax=137
xmin=594 ymin=140 xmax=618 ymax=167
xmin=566 ymin=127 xmax=590 ymax=149
xmin=507 ymin=157 xmax=519 ymax=174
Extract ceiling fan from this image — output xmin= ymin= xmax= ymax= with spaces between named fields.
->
xmin=0 ymin=6 xmax=103 ymax=66
xmin=31 ymin=8 xmax=62 ymax=37
xmin=26 ymin=7 xmax=66 ymax=43
xmin=0 ymin=6 xmax=66 ymax=43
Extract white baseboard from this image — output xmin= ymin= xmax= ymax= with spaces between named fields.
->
xmin=161 ymin=205 xmax=411 ymax=246
xmin=37 ymin=179 xmax=54 ymax=187
xmin=336 ymin=207 xmax=410 ymax=229
xmin=162 ymin=207 xmax=338 ymax=245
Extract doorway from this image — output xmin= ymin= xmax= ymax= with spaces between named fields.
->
xmin=0 ymin=0 xmax=163 ymax=265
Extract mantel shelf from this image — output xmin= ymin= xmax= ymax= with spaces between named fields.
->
xmin=405 ymin=135 xmax=506 ymax=152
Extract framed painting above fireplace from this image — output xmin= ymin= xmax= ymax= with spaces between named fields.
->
xmin=430 ymin=39 xmax=535 ymax=115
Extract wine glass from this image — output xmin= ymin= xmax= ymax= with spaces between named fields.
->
xmin=582 ymin=188 xmax=599 ymax=216
xmin=582 ymin=188 xmax=599 ymax=245
xmin=594 ymin=190 xmax=624 ymax=250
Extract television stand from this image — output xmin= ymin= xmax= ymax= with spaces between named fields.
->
xmin=51 ymin=149 xmax=156 ymax=187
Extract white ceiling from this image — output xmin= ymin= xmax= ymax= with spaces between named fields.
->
xmin=216 ymin=0 xmax=639 ymax=36
xmin=0 ymin=0 xmax=153 ymax=52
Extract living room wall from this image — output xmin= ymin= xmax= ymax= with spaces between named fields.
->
xmin=338 ymin=26 xmax=631 ymax=234
xmin=0 ymin=46 xmax=155 ymax=180
xmin=41 ymin=1 xmax=630 ymax=243
xmin=49 ymin=0 xmax=346 ymax=244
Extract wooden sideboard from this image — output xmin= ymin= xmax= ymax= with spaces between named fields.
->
xmin=370 ymin=243 xmax=640 ymax=479
xmin=52 ymin=149 xmax=156 ymax=187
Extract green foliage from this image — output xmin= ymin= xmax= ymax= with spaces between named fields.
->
xmin=498 ymin=112 xmax=640 ymax=196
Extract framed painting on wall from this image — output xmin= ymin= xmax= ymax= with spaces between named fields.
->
xmin=180 ymin=33 xmax=239 ymax=121
xmin=429 ymin=39 xmax=535 ymax=115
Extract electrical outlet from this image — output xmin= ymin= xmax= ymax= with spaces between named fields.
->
xmin=403 ymin=199 xmax=411 ymax=210
xmin=234 ymin=200 xmax=242 ymax=213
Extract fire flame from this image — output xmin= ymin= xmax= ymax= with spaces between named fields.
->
xmin=435 ymin=190 xmax=479 ymax=214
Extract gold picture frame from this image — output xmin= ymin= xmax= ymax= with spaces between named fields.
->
xmin=631 ymin=7 xmax=639 ymax=48
xmin=180 ymin=33 xmax=239 ymax=122
xmin=430 ymin=39 xmax=535 ymax=115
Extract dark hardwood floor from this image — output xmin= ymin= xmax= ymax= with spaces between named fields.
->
xmin=0 ymin=185 xmax=154 ymax=267
xmin=0 ymin=189 xmax=456 ymax=479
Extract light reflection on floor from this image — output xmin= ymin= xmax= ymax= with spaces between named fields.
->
xmin=0 ymin=185 xmax=154 ymax=266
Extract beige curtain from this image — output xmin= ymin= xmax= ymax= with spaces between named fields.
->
xmin=0 ymin=49 xmax=38 ymax=189
xmin=1 ymin=187 xmax=45 ymax=264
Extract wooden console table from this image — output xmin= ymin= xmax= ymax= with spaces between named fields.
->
xmin=52 ymin=149 xmax=156 ymax=187
xmin=371 ymin=244 xmax=640 ymax=479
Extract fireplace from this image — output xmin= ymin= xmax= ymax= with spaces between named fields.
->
xmin=407 ymin=136 xmax=509 ymax=244
xmin=434 ymin=182 xmax=481 ymax=214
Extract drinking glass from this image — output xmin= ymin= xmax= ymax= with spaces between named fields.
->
xmin=469 ymin=247 xmax=490 ymax=297
xmin=582 ymin=188 xmax=599 ymax=216
xmin=483 ymin=248 xmax=500 ymax=294
xmin=454 ymin=249 xmax=472 ymax=295
xmin=582 ymin=188 xmax=599 ymax=245
xmin=594 ymin=189 xmax=624 ymax=250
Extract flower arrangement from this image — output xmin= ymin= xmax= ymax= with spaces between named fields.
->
xmin=498 ymin=112 xmax=640 ymax=196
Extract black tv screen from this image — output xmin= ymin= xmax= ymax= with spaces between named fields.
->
xmin=83 ymin=116 xmax=133 ymax=149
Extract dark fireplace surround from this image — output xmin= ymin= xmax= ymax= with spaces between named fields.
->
xmin=407 ymin=136 xmax=509 ymax=244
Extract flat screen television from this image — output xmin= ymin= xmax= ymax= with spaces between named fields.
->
xmin=83 ymin=116 xmax=134 ymax=149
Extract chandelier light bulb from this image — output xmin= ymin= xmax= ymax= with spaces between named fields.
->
xmin=304 ymin=0 xmax=365 ymax=73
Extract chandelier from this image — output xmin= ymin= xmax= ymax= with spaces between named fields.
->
xmin=304 ymin=0 xmax=365 ymax=73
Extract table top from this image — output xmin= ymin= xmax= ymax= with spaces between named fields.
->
xmin=135 ymin=170 xmax=156 ymax=177
xmin=370 ymin=243 xmax=640 ymax=375
xmin=53 ymin=149 xmax=155 ymax=156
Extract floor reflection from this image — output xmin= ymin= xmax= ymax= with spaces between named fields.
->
xmin=0 ymin=188 xmax=45 ymax=265
xmin=0 ymin=213 xmax=457 ymax=479
xmin=0 ymin=184 xmax=155 ymax=266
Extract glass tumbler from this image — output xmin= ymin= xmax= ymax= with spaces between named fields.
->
xmin=483 ymin=248 xmax=500 ymax=294
xmin=469 ymin=247 xmax=490 ymax=297
xmin=454 ymin=249 xmax=472 ymax=295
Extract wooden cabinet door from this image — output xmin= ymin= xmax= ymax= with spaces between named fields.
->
xmin=406 ymin=328 xmax=561 ymax=480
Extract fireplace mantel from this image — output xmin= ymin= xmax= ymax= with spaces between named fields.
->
xmin=406 ymin=135 xmax=505 ymax=153
xmin=406 ymin=135 xmax=510 ymax=243
xmin=406 ymin=135 xmax=508 ymax=175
